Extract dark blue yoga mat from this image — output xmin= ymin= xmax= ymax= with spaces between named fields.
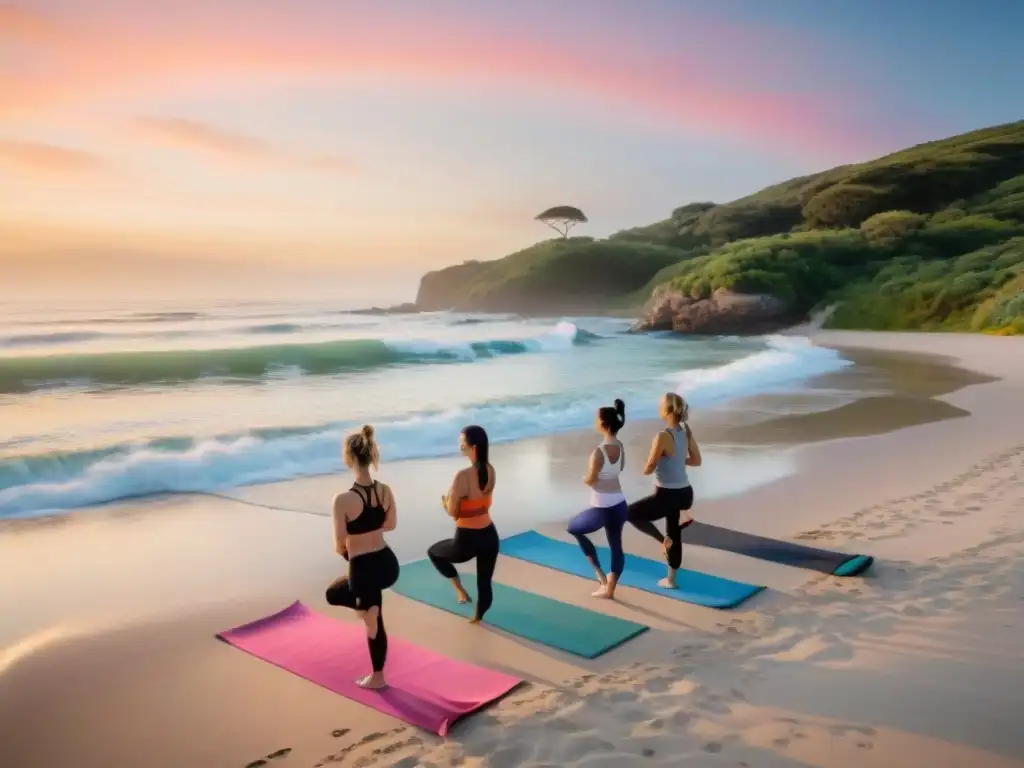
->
xmin=501 ymin=531 xmax=765 ymax=609
xmin=681 ymin=523 xmax=874 ymax=577
xmin=392 ymin=558 xmax=648 ymax=659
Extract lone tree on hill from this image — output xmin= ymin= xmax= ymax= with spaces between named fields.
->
xmin=535 ymin=205 xmax=587 ymax=239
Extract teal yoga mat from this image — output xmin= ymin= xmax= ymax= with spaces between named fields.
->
xmin=393 ymin=558 xmax=648 ymax=658
xmin=502 ymin=530 xmax=765 ymax=609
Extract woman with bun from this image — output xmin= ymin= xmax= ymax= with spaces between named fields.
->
xmin=428 ymin=425 xmax=500 ymax=624
xmin=628 ymin=392 xmax=702 ymax=589
xmin=325 ymin=424 xmax=399 ymax=690
xmin=567 ymin=399 xmax=629 ymax=599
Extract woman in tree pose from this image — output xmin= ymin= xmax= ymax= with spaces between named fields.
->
xmin=428 ymin=425 xmax=500 ymax=624
xmin=627 ymin=392 xmax=702 ymax=588
xmin=325 ymin=425 xmax=399 ymax=690
xmin=567 ymin=398 xmax=629 ymax=599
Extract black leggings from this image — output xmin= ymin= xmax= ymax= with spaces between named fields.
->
xmin=427 ymin=524 xmax=500 ymax=621
xmin=627 ymin=486 xmax=694 ymax=570
xmin=325 ymin=546 xmax=400 ymax=672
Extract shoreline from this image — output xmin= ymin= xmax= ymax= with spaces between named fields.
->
xmin=0 ymin=332 xmax=998 ymax=525
xmin=1 ymin=330 xmax=1023 ymax=767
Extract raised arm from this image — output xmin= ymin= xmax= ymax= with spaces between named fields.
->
xmin=332 ymin=492 xmax=348 ymax=555
xmin=583 ymin=448 xmax=604 ymax=486
xmin=380 ymin=483 xmax=398 ymax=531
xmin=642 ymin=432 xmax=668 ymax=476
xmin=685 ymin=424 xmax=702 ymax=467
xmin=443 ymin=470 xmax=464 ymax=519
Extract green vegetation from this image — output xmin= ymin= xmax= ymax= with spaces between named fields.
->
xmin=415 ymin=237 xmax=685 ymax=313
xmin=417 ymin=121 xmax=1024 ymax=333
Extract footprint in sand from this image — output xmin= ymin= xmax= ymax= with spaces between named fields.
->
xmin=608 ymin=689 xmax=639 ymax=704
xmin=570 ymin=674 xmax=596 ymax=689
xmin=643 ymin=676 xmax=672 ymax=694
xmin=488 ymin=744 xmax=530 ymax=767
xmin=245 ymin=747 xmax=291 ymax=767
xmin=669 ymin=709 xmax=693 ymax=727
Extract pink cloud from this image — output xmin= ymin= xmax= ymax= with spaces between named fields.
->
xmin=131 ymin=116 xmax=357 ymax=173
xmin=0 ymin=140 xmax=106 ymax=175
xmin=133 ymin=117 xmax=272 ymax=158
xmin=0 ymin=3 xmax=64 ymax=44
xmin=1 ymin=4 xmax=880 ymax=157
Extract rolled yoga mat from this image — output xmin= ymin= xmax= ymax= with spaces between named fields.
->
xmin=501 ymin=530 xmax=765 ymax=609
xmin=392 ymin=558 xmax=648 ymax=658
xmin=218 ymin=601 xmax=521 ymax=736
xmin=680 ymin=522 xmax=874 ymax=576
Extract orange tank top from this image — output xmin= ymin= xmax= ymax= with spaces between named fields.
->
xmin=456 ymin=494 xmax=492 ymax=529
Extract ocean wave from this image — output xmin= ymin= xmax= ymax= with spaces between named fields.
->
xmin=0 ymin=319 xmax=372 ymax=349
xmin=0 ymin=321 xmax=592 ymax=393
xmin=0 ymin=331 xmax=108 ymax=348
xmin=673 ymin=335 xmax=854 ymax=404
xmin=0 ymin=335 xmax=850 ymax=518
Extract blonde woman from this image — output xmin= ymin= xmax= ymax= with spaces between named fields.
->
xmin=627 ymin=393 xmax=702 ymax=589
xmin=326 ymin=425 xmax=399 ymax=690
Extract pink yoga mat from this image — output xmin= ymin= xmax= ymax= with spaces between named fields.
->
xmin=218 ymin=601 xmax=521 ymax=736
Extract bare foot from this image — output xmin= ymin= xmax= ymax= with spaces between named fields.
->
xmin=591 ymin=585 xmax=614 ymax=599
xmin=657 ymin=577 xmax=678 ymax=589
xmin=468 ymin=616 xmax=482 ymax=624
xmin=356 ymin=672 xmax=387 ymax=690
xmin=454 ymin=587 xmax=472 ymax=604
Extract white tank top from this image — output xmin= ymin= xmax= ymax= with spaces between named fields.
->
xmin=590 ymin=442 xmax=626 ymax=507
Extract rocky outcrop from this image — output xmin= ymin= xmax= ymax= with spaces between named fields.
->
xmin=349 ymin=302 xmax=419 ymax=315
xmin=630 ymin=287 xmax=793 ymax=335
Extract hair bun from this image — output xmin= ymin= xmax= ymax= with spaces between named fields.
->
xmin=613 ymin=398 xmax=625 ymax=414
xmin=361 ymin=424 xmax=375 ymax=440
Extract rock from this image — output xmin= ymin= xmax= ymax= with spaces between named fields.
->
xmin=630 ymin=287 xmax=792 ymax=335
xmin=349 ymin=302 xmax=419 ymax=315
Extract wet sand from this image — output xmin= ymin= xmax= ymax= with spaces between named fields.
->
xmin=1 ymin=331 xmax=1022 ymax=768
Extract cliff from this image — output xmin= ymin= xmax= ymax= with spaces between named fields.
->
xmin=414 ymin=238 xmax=685 ymax=314
xmin=415 ymin=121 xmax=1024 ymax=334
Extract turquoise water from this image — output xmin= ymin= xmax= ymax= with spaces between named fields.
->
xmin=0 ymin=299 xmax=853 ymax=519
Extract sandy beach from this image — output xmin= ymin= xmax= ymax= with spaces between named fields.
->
xmin=2 ymin=330 xmax=1023 ymax=768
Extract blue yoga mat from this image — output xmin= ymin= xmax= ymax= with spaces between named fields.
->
xmin=393 ymin=558 xmax=648 ymax=659
xmin=502 ymin=530 xmax=765 ymax=609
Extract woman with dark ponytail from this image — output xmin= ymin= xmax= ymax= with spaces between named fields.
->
xmin=427 ymin=425 xmax=500 ymax=623
xmin=567 ymin=399 xmax=629 ymax=599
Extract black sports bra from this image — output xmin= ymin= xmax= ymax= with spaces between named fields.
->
xmin=345 ymin=482 xmax=387 ymax=535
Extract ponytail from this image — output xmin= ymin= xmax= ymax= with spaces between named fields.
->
xmin=662 ymin=393 xmax=689 ymax=425
xmin=461 ymin=425 xmax=490 ymax=491
xmin=598 ymin=399 xmax=626 ymax=436
xmin=344 ymin=424 xmax=379 ymax=469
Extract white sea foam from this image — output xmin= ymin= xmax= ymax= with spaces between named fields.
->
xmin=675 ymin=335 xmax=853 ymax=405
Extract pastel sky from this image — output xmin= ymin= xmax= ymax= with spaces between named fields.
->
xmin=2 ymin=0 xmax=1022 ymax=302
